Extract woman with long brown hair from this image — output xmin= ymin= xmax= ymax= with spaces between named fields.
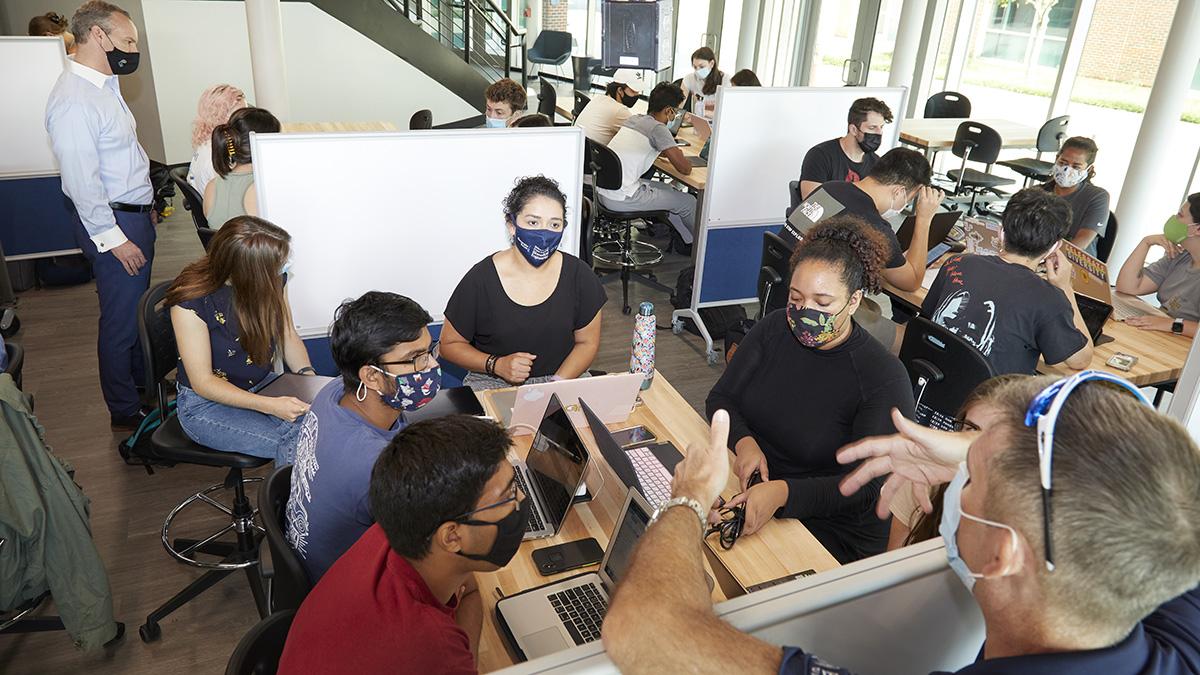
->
xmin=168 ymin=216 xmax=314 ymax=462
xmin=680 ymin=46 xmax=730 ymax=117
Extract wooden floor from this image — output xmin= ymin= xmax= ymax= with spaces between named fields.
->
xmin=0 ymin=211 xmax=727 ymax=674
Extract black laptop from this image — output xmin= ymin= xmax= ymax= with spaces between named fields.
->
xmin=1075 ymin=293 xmax=1114 ymax=344
xmin=896 ymin=211 xmax=963 ymax=252
xmin=404 ymin=385 xmax=485 ymax=423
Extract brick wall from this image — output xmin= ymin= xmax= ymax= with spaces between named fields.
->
xmin=1077 ymin=0 xmax=1175 ymax=86
xmin=543 ymin=0 xmax=568 ymax=31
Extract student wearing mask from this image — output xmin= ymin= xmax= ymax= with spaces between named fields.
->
xmin=605 ymin=372 xmax=1200 ymax=675
xmin=787 ymin=148 xmax=942 ymax=294
xmin=286 ymin=291 xmax=438 ymax=583
xmin=484 ymin=78 xmax=528 ymax=128
xmin=1116 ymin=193 xmax=1200 ymax=337
xmin=28 ymin=12 xmax=75 ymax=54
xmin=922 ymin=188 xmax=1093 ymax=374
xmin=167 ymin=216 xmax=314 ymax=463
xmin=597 ymin=82 xmax=697 ymax=252
xmin=706 ymin=219 xmax=915 ymax=563
xmin=1040 ymin=136 xmax=1110 ymax=257
xmin=186 ymin=84 xmax=246 ymax=194
xmin=203 ymin=106 xmax=280 ymax=228
xmin=574 ymin=69 xmax=644 ymax=145
xmin=278 ymin=416 xmax=522 ymax=674
xmin=799 ymin=97 xmax=894 ymax=200
xmin=680 ymin=47 xmax=730 ymax=117
xmin=442 ymin=176 xmax=605 ymax=390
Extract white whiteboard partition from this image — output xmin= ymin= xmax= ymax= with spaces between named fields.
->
xmin=0 ymin=37 xmax=67 ymax=179
xmin=252 ymin=128 xmax=584 ymax=336
xmin=704 ymin=87 xmax=909 ymax=226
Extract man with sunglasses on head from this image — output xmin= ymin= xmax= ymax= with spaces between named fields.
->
xmin=279 ymin=415 xmax=524 ymax=674
xmin=603 ymin=373 xmax=1200 ymax=674
xmin=285 ymin=291 xmax=441 ymax=583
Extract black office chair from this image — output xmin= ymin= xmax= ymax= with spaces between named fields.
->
xmin=587 ymin=139 xmax=674 ymax=315
xmin=924 ymin=91 xmax=972 ymax=119
xmin=538 ymin=78 xmax=557 ymax=118
xmin=898 ymin=316 xmax=995 ymax=431
xmin=166 ymin=165 xmax=216 ymax=250
xmin=786 ymin=180 xmax=802 ymax=219
xmin=997 ymin=115 xmax=1070 ymax=186
xmin=4 ymin=341 xmax=23 ymax=390
xmin=757 ymin=231 xmax=792 ymax=320
xmin=946 ymin=122 xmax=1015 ymax=215
xmin=225 ymin=609 xmax=296 ymax=675
xmin=136 ymin=280 xmax=270 ymax=643
xmin=527 ymin=30 xmax=572 ymax=80
xmin=409 ymin=109 xmax=433 ymax=130
xmin=1096 ymin=211 xmax=1119 ymax=263
xmin=258 ymin=466 xmax=312 ymax=614
xmin=573 ymin=91 xmax=591 ymax=118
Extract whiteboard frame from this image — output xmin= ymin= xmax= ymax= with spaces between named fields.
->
xmin=251 ymin=128 xmax=585 ymax=337
xmin=0 ymin=36 xmax=67 ymax=180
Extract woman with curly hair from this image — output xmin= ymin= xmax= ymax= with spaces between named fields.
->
xmin=706 ymin=216 xmax=915 ymax=563
xmin=186 ymin=84 xmax=246 ymax=193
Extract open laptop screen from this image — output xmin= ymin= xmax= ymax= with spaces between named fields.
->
xmin=527 ymin=397 xmax=589 ymax=532
xmin=602 ymin=494 xmax=652 ymax=585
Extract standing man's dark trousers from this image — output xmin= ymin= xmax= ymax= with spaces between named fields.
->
xmin=73 ymin=208 xmax=156 ymax=420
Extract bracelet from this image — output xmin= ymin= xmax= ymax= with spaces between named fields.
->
xmin=485 ymin=354 xmax=498 ymax=377
xmin=649 ymin=496 xmax=707 ymax=535
xmin=297 ymin=366 xmax=316 ymax=376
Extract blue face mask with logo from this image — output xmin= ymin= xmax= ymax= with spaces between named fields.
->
xmin=513 ymin=224 xmax=563 ymax=267
xmin=370 ymin=365 xmax=441 ymax=412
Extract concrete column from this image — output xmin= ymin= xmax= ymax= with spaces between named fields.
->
xmin=736 ymin=0 xmax=762 ymax=71
xmin=1110 ymin=0 xmax=1200 ymax=270
xmin=888 ymin=0 xmax=928 ymax=89
xmin=245 ymin=0 xmax=290 ymax=119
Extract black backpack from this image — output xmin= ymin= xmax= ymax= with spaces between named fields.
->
xmin=670 ymin=266 xmax=747 ymax=342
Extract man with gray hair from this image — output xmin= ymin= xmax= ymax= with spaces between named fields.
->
xmin=46 ymin=1 xmax=154 ymax=431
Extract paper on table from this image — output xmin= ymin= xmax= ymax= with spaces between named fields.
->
xmin=921 ymin=267 xmax=941 ymax=290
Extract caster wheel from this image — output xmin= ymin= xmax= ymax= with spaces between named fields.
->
xmin=139 ymin=621 xmax=161 ymax=643
xmin=622 ymin=305 xmax=632 ymax=315
xmin=671 ymin=319 xmax=683 ymax=335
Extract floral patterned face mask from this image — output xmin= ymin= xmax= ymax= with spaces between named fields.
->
xmin=786 ymin=299 xmax=851 ymax=348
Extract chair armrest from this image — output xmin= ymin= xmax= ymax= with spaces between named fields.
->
xmin=259 ymin=542 xmax=275 ymax=580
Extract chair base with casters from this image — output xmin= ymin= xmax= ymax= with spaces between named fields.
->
xmin=591 ymin=210 xmax=674 ymax=315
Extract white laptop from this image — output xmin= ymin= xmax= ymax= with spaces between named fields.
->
xmin=492 ymin=373 xmax=644 ymax=436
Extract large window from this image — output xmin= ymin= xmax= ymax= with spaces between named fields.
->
xmin=978 ymin=0 xmax=1074 ymax=67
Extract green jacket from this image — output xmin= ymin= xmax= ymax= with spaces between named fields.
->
xmin=0 ymin=374 xmax=118 ymax=649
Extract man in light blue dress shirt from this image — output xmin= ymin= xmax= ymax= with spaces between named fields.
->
xmin=46 ymin=1 xmax=155 ymax=430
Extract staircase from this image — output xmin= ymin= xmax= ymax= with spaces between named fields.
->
xmin=306 ymin=0 xmax=526 ymax=114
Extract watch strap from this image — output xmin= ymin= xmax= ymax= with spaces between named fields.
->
xmin=1173 ymin=318 xmax=1185 ymax=334
xmin=650 ymin=496 xmax=707 ymax=533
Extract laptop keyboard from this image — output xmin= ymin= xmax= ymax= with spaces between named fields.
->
xmin=916 ymin=403 xmax=958 ymax=432
xmin=627 ymin=446 xmax=673 ymax=508
xmin=513 ymin=469 xmax=545 ymax=533
xmin=549 ymin=584 xmax=608 ymax=645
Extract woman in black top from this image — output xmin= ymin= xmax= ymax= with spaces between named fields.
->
xmin=442 ymin=176 xmax=607 ymax=390
xmin=709 ymin=217 xmax=915 ymax=563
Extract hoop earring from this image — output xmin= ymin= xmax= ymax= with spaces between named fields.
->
xmin=355 ymin=381 xmax=367 ymax=402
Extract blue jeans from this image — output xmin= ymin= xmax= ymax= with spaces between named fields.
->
xmin=175 ymin=380 xmax=305 ymax=464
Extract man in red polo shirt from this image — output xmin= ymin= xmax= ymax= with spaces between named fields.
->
xmin=278 ymin=415 xmax=528 ymax=674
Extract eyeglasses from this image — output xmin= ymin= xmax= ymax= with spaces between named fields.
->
xmin=377 ymin=341 xmax=440 ymax=372
xmin=451 ymin=480 xmax=522 ymax=522
xmin=1023 ymin=370 xmax=1150 ymax=571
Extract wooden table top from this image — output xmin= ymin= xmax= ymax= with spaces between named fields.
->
xmin=281 ymin=121 xmax=399 ymax=133
xmin=899 ymin=118 xmax=1040 ymax=152
xmin=884 ymin=258 xmax=1191 ymax=387
xmin=473 ymin=372 xmax=838 ymax=671
xmin=654 ymin=125 xmax=709 ymax=192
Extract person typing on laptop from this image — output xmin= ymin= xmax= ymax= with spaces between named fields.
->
xmin=278 ymin=415 xmax=524 ymax=675
xmin=285 ymin=291 xmax=439 ymax=583
xmin=1115 ymin=192 xmax=1200 ymax=337
xmin=922 ymin=188 xmax=1093 ymax=375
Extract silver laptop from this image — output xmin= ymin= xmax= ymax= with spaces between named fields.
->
xmin=496 ymin=489 xmax=652 ymax=660
xmin=514 ymin=392 xmax=592 ymax=540
xmin=490 ymin=373 xmax=644 ymax=435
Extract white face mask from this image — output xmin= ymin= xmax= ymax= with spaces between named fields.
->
xmin=1053 ymin=163 xmax=1088 ymax=188
xmin=695 ymin=65 xmax=712 ymax=79
xmin=882 ymin=189 xmax=907 ymax=219
xmin=939 ymin=463 xmax=1020 ymax=592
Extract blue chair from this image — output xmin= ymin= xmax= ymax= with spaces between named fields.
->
xmin=528 ymin=30 xmax=572 ymax=80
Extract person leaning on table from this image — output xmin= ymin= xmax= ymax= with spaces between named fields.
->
xmin=602 ymin=373 xmax=1200 ymax=674
xmin=1115 ymin=192 xmax=1200 ymax=338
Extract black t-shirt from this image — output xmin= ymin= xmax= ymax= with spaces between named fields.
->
xmin=783 ymin=181 xmax=906 ymax=269
xmin=444 ymin=253 xmax=607 ymax=379
xmin=799 ymin=138 xmax=879 ymax=186
xmin=705 ymin=310 xmax=915 ymax=563
xmin=920 ymin=254 xmax=1088 ymax=375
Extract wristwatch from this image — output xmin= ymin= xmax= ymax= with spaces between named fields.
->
xmin=649 ymin=496 xmax=707 ymax=533
xmin=1173 ymin=318 xmax=1185 ymax=334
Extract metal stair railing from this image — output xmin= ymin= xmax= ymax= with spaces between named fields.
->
xmin=384 ymin=0 xmax=527 ymax=86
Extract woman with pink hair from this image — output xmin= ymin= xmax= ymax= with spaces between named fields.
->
xmin=186 ymin=84 xmax=246 ymax=194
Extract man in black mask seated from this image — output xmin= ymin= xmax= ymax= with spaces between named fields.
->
xmin=278 ymin=415 xmax=525 ymax=675
xmin=798 ymin=97 xmax=894 ymax=200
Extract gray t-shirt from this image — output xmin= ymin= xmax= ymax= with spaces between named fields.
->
xmin=1145 ymin=251 xmax=1200 ymax=322
xmin=1041 ymin=180 xmax=1110 ymax=255
xmin=598 ymin=114 xmax=676 ymax=200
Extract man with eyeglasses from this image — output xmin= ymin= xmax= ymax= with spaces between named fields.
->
xmin=279 ymin=415 xmax=524 ymax=674
xmin=285 ymin=291 xmax=441 ymax=583
xmin=603 ymin=373 xmax=1200 ymax=674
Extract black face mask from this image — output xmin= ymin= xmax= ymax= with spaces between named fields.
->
xmin=858 ymin=131 xmax=882 ymax=153
xmin=101 ymin=29 xmax=139 ymax=75
xmin=455 ymin=497 xmax=529 ymax=568
xmin=621 ymin=92 xmax=639 ymax=108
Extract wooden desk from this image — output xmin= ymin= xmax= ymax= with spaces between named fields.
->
xmin=884 ymin=259 xmax=1191 ymax=387
xmin=473 ymin=372 xmax=838 ymax=671
xmin=281 ymin=121 xmax=399 ymax=133
xmin=899 ymin=118 xmax=1039 ymax=155
xmin=654 ymin=125 xmax=708 ymax=192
